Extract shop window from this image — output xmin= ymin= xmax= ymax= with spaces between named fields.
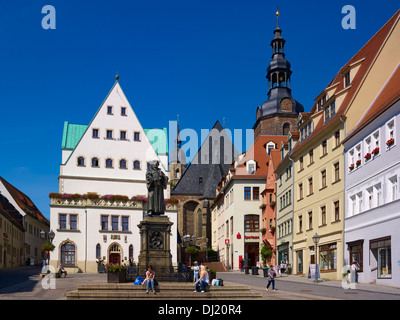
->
xmin=319 ymin=243 xmax=337 ymax=271
xmin=370 ymin=237 xmax=391 ymax=279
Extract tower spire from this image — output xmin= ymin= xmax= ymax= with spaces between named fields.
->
xmin=276 ymin=6 xmax=280 ymax=29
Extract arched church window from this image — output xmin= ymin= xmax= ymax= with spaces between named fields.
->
xmin=283 ymin=123 xmax=290 ymax=136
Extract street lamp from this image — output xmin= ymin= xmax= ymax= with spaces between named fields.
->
xmin=312 ymin=233 xmax=320 ymax=283
xmin=49 ymin=230 xmax=55 ymax=242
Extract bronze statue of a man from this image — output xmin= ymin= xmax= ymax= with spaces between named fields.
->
xmin=146 ymin=160 xmax=168 ymax=216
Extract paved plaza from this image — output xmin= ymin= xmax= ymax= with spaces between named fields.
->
xmin=1 ymin=267 xmax=400 ymax=300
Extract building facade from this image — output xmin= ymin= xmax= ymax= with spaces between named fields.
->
xmin=49 ymin=79 xmax=178 ymax=273
xmin=0 ymin=176 xmax=50 ymax=267
xmin=344 ymin=65 xmax=400 ymax=287
xmin=274 ymin=131 xmax=298 ymax=268
xmin=290 ymin=9 xmax=400 ymax=281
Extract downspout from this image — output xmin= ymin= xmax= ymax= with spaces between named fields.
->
xmin=85 ymin=209 xmax=87 ymax=273
xmin=288 ymin=155 xmax=295 ymax=269
xmin=339 ymin=115 xmax=347 ymax=271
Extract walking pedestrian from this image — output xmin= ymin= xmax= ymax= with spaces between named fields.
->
xmin=266 ymin=265 xmax=277 ymax=291
xmin=240 ymin=258 xmax=244 ymax=272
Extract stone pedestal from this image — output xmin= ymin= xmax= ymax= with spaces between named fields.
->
xmin=138 ymin=215 xmax=173 ymax=274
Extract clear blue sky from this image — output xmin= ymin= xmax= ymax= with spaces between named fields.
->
xmin=0 ymin=0 xmax=398 ymax=219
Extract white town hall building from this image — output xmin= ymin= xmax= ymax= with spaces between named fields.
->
xmin=49 ymin=78 xmax=178 ymax=273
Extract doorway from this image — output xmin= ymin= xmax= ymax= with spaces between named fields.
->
xmin=245 ymin=243 xmax=259 ymax=267
xmin=108 ymin=243 xmax=122 ymax=265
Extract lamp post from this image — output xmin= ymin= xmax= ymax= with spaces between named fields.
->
xmin=312 ymin=233 xmax=320 ymax=283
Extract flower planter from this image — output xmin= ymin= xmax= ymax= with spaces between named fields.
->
xmin=386 ymin=138 xmax=395 ymax=147
xmin=364 ymin=153 xmax=371 ymax=160
xmin=349 ymin=164 xmax=354 ymax=171
xmin=98 ymin=266 xmax=106 ymax=273
xmin=107 ymin=270 xmax=126 ymax=283
xmin=356 ymin=160 xmax=361 ymax=167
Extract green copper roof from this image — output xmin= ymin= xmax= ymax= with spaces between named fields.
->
xmin=61 ymin=122 xmax=168 ymax=155
xmin=61 ymin=122 xmax=88 ymax=150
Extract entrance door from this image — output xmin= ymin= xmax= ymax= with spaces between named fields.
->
xmin=109 ymin=253 xmax=121 ymax=265
xmin=245 ymin=243 xmax=259 ymax=267
xmin=108 ymin=243 xmax=122 ymax=265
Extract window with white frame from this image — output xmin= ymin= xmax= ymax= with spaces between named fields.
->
xmin=389 ymin=175 xmax=398 ymax=202
xmin=373 ymin=130 xmax=380 ymax=152
xmin=367 ymin=187 xmax=373 ymax=210
xmin=386 ymin=118 xmax=396 ymax=148
xmin=350 ymin=195 xmax=356 ymax=217
xmin=357 ymin=192 xmax=363 ymax=214
xmin=364 ymin=136 xmax=371 ymax=161
xmin=375 ymin=183 xmax=382 ymax=207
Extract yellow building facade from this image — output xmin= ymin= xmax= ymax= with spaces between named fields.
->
xmin=291 ymin=9 xmax=400 ymax=281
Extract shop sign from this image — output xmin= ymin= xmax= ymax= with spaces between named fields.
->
xmin=236 ymin=233 xmax=241 ymax=239
xmin=244 ymin=235 xmax=259 ymax=240
xmin=225 ymin=239 xmax=230 ymax=245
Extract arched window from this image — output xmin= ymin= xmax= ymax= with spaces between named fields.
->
xmin=129 ymin=245 xmax=134 ymax=261
xmin=92 ymin=157 xmax=99 ymax=167
xmin=106 ymin=158 xmax=113 ymax=168
xmin=61 ymin=243 xmax=75 ymax=266
xmin=119 ymin=159 xmax=127 ymax=169
xmin=197 ymin=209 xmax=202 ymax=237
xmin=133 ymin=160 xmax=141 ymax=170
xmin=77 ymin=157 xmax=85 ymax=166
xmin=283 ymin=123 xmax=290 ymax=136
xmin=96 ymin=244 xmax=101 ymax=259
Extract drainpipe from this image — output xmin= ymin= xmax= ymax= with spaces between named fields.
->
xmin=288 ymin=155 xmax=295 ymax=269
xmin=85 ymin=209 xmax=87 ymax=273
xmin=339 ymin=115 xmax=347 ymax=272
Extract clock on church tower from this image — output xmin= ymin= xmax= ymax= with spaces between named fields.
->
xmin=280 ymin=98 xmax=293 ymax=112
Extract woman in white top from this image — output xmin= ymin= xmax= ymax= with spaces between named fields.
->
xmin=194 ymin=265 xmax=209 ymax=292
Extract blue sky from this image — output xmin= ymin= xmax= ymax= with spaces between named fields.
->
xmin=0 ymin=0 xmax=399 ymax=219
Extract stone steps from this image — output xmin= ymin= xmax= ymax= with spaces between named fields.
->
xmin=67 ymin=282 xmax=262 ymax=300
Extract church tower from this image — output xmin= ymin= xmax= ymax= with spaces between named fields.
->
xmin=253 ymin=9 xmax=304 ymax=139
xmin=169 ymin=115 xmax=187 ymax=188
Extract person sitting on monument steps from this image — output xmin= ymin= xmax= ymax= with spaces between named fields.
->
xmin=142 ymin=265 xmax=156 ymax=294
xmin=146 ymin=160 xmax=168 ymax=216
xmin=194 ymin=265 xmax=209 ymax=293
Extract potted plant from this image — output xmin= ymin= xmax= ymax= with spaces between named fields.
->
xmin=372 ymin=147 xmax=379 ymax=155
xmin=356 ymin=160 xmax=361 ymax=167
xmin=260 ymin=228 xmax=267 ymax=235
xmin=106 ymin=263 xmax=127 ymax=283
xmin=349 ymin=163 xmax=355 ymax=171
xmin=259 ymin=204 xmax=266 ymax=209
xmin=269 ymin=226 xmax=276 ymax=233
xmin=364 ymin=153 xmax=371 ymax=160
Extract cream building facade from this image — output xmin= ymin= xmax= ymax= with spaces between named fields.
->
xmin=50 ymin=79 xmax=178 ymax=273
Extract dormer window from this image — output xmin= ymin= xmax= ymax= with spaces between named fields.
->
xmin=345 ymin=71 xmax=351 ymax=87
xmin=324 ymin=101 xmax=336 ymax=122
xmin=247 ymin=160 xmax=256 ymax=174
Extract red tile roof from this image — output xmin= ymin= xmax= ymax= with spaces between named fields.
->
xmin=345 ymin=63 xmax=400 ymax=140
xmin=0 ymin=176 xmax=49 ymax=226
xmin=291 ymin=9 xmax=400 ymax=155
